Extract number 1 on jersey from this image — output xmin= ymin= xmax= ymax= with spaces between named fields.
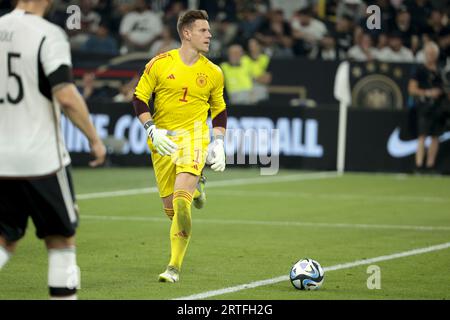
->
xmin=179 ymin=87 xmax=188 ymax=102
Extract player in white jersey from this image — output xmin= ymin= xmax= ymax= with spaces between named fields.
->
xmin=0 ymin=0 xmax=106 ymax=300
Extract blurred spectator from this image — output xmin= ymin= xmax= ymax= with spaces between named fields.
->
xmin=119 ymin=0 xmax=163 ymax=53
xmin=79 ymin=72 xmax=119 ymax=101
xmin=390 ymin=0 xmax=406 ymax=9
xmin=405 ymin=0 xmax=433 ymax=34
xmin=313 ymin=32 xmax=338 ymax=60
xmin=348 ymin=33 xmax=379 ymax=61
xmin=290 ymin=6 xmax=328 ymax=57
xmin=197 ymin=0 xmax=238 ymax=58
xmin=163 ymin=1 xmax=186 ymax=41
xmin=46 ymin=0 xmax=72 ymax=28
xmin=422 ymin=9 xmax=449 ymax=41
xmin=371 ymin=0 xmax=397 ymax=31
xmin=377 ymin=32 xmax=414 ymax=62
xmin=209 ymin=18 xmax=238 ymax=58
xmin=376 ymin=32 xmax=389 ymax=51
xmin=113 ymin=74 xmax=140 ymax=102
xmin=255 ymin=9 xmax=294 ymax=58
xmin=220 ymin=44 xmax=255 ymax=105
xmin=94 ymin=0 xmax=118 ymax=21
xmin=94 ymin=0 xmax=115 ymax=17
xmin=95 ymin=0 xmax=123 ymax=35
xmin=334 ymin=14 xmax=353 ymax=59
xmin=316 ymin=0 xmax=338 ymax=23
xmin=235 ymin=7 xmax=265 ymax=46
xmin=245 ymin=38 xmax=271 ymax=79
xmin=148 ymin=0 xmax=176 ymax=13
xmin=270 ymin=0 xmax=317 ymax=20
xmin=390 ymin=5 xmax=419 ymax=52
xmin=148 ymin=24 xmax=180 ymax=57
xmin=415 ymin=33 xmax=433 ymax=63
xmin=336 ymin=0 xmax=366 ymax=25
xmin=114 ymin=0 xmax=136 ymax=16
xmin=198 ymin=0 xmax=237 ymax=22
xmin=408 ymin=41 xmax=445 ymax=173
xmin=422 ymin=8 xmax=450 ymax=62
xmin=81 ymin=72 xmax=97 ymax=100
xmin=242 ymin=38 xmax=272 ymax=102
xmin=80 ymin=21 xmax=120 ymax=55
xmin=251 ymin=0 xmax=271 ymax=15
xmin=68 ymin=0 xmax=102 ymax=50
xmin=78 ymin=0 xmax=102 ymax=32
xmin=437 ymin=25 xmax=450 ymax=63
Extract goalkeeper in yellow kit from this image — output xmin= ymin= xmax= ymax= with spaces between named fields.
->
xmin=132 ymin=10 xmax=227 ymax=283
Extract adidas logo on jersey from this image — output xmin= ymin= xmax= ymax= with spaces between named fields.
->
xmin=167 ymin=74 xmax=175 ymax=79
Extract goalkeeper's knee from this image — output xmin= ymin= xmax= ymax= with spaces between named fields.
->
xmin=48 ymin=247 xmax=80 ymax=300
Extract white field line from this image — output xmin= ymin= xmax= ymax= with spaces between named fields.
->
xmin=208 ymin=190 xmax=450 ymax=203
xmin=76 ymin=172 xmax=338 ymax=200
xmin=81 ymin=215 xmax=450 ymax=232
xmin=173 ymin=241 xmax=450 ymax=300
xmin=76 ymin=172 xmax=449 ymax=204
xmin=77 ymin=187 xmax=159 ymax=200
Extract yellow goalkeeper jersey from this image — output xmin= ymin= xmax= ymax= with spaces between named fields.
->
xmin=134 ymin=49 xmax=226 ymax=135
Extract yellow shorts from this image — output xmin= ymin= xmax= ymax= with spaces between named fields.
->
xmin=149 ymin=133 xmax=209 ymax=198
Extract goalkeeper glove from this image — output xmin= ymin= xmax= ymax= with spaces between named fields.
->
xmin=144 ymin=120 xmax=178 ymax=156
xmin=207 ymin=136 xmax=226 ymax=172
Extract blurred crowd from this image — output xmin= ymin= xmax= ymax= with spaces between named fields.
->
xmin=1 ymin=0 xmax=449 ymax=63
xmin=1 ymin=0 xmax=449 ymax=105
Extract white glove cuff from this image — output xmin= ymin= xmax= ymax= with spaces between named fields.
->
xmin=144 ymin=121 xmax=155 ymax=138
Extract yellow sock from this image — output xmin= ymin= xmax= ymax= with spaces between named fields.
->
xmin=168 ymin=190 xmax=193 ymax=271
xmin=164 ymin=207 xmax=174 ymax=220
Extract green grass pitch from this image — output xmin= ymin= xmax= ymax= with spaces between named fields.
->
xmin=0 ymin=168 xmax=449 ymax=300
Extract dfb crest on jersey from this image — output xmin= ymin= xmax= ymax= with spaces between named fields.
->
xmin=196 ymin=73 xmax=208 ymax=88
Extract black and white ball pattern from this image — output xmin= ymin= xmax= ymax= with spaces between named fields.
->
xmin=290 ymin=258 xmax=324 ymax=290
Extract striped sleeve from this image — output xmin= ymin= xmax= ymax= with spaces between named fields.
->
xmin=134 ymin=57 xmax=160 ymax=106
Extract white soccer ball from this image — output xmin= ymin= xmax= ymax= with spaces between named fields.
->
xmin=289 ymin=258 xmax=324 ymax=290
